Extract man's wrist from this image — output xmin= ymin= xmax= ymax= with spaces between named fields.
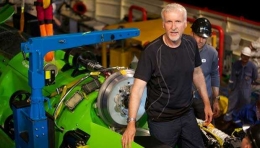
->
xmin=214 ymin=96 xmax=220 ymax=101
xmin=127 ymin=117 xmax=136 ymax=123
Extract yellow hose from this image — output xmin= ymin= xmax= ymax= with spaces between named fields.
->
xmin=49 ymin=78 xmax=82 ymax=98
xmin=54 ymin=85 xmax=67 ymax=119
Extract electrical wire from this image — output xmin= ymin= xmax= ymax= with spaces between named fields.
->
xmin=53 ymin=66 xmax=129 ymax=131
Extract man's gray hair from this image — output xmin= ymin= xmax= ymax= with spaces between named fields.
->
xmin=161 ymin=3 xmax=187 ymax=22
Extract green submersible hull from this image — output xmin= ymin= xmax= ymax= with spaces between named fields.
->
xmin=0 ymin=24 xmax=155 ymax=148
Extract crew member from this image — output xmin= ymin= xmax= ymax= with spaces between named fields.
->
xmin=191 ymin=17 xmax=220 ymax=121
xmin=35 ymin=0 xmax=54 ymax=62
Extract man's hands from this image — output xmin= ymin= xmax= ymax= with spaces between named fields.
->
xmin=213 ymin=99 xmax=221 ymax=118
xmin=204 ymin=104 xmax=213 ymax=125
xmin=121 ymin=122 xmax=136 ymax=148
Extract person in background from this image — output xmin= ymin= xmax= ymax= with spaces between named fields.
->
xmin=240 ymin=123 xmax=260 ymax=148
xmin=191 ymin=17 xmax=221 ymax=121
xmin=232 ymin=96 xmax=260 ymax=128
xmin=121 ymin=3 xmax=213 ymax=148
xmin=223 ymin=47 xmax=258 ymax=122
xmin=35 ymin=0 xmax=55 ymax=62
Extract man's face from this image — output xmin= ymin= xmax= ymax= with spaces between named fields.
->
xmin=162 ymin=10 xmax=187 ymax=42
xmin=241 ymin=136 xmax=252 ymax=148
xmin=241 ymin=54 xmax=250 ymax=64
xmin=193 ymin=33 xmax=208 ymax=49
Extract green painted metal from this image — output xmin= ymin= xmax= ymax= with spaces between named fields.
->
xmin=0 ymin=49 xmax=146 ymax=147
xmin=0 ymin=128 xmax=15 ymax=148
xmin=0 ymin=4 xmax=15 ymax=24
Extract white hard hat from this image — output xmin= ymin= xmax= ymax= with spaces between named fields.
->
xmin=241 ymin=47 xmax=251 ymax=57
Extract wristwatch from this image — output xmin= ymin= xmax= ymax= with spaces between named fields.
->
xmin=127 ymin=117 xmax=136 ymax=123
xmin=215 ymin=96 xmax=220 ymax=100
